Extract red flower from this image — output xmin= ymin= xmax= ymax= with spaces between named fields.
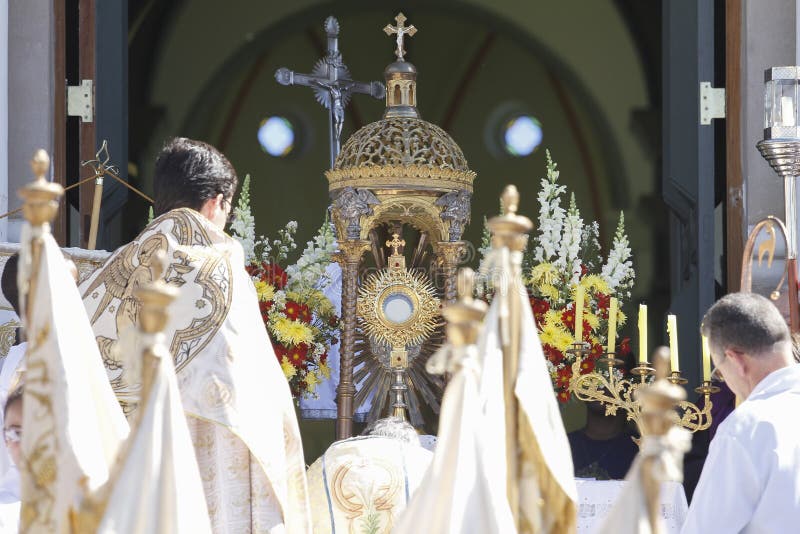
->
xmin=556 ymin=367 xmax=572 ymax=389
xmin=284 ymin=300 xmax=301 ymax=321
xmin=330 ymin=337 xmax=339 ymax=346
xmin=557 ymin=389 xmax=572 ymax=403
xmin=272 ymin=343 xmax=288 ymax=360
xmin=246 ymin=264 xmax=261 ymax=277
xmin=543 ymin=344 xmax=564 ymax=365
xmin=297 ymin=303 xmax=311 ymax=323
xmin=320 ymin=352 xmax=328 ymax=364
xmin=619 ymin=337 xmax=632 ymax=355
xmin=287 ymin=343 xmax=309 ymax=367
xmin=581 ymin=321 xmax=592 ymax=342
xmin=580 ymin=358 xmax=596 ymax=374
xmin=328 ymin=315 xmax=338 ymax=327
xmin=580 ymin=264 xmax=589 ymax=278
xmin=530 ymin=298 xmax=550 ymax=325
xmin=589 ymin=343 xmax=605 ymax=360
xmin=596 ymin=293 xmax=610 ymax=310
xmin=561 ymin=309 xmax=575 ymax=331
xmin=262 ymin=263 xmax=287 ymax=289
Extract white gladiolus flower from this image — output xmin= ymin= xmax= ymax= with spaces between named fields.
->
xmin=601 ymin=212 xmax=635 ymax=297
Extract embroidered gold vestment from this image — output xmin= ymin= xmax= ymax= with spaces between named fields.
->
xmin=81 ymin=208 xmax=310 ymax=533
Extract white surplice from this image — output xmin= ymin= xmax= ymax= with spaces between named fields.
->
xmin=681 ymin=364 xmax=800 ymax=534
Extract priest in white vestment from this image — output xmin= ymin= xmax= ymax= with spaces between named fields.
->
xmin=81 ymin=138 xmax=310 ymax=533
xmin=682 ymin=292 xmax=800 ymax=533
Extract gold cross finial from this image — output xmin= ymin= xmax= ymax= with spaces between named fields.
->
xmin=383 ymin=12 xmax=417 ymax=61
xmin=386 ymin=233 xmax=406 ymax=255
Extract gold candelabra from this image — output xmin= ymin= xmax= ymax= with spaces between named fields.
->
xmin=568 ymin=344 xmax=720 ymax=439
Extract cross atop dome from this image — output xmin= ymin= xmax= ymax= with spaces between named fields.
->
xmin=383 ymin=13 xmax=417 ymax=61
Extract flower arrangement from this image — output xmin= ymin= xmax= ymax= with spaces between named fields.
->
xmin=479 ymin=151 xmax=635 ymax=402
xmin=230 ymin=175 xmax=340 ymax=398
xmin=527 ymin=151 xmax=634 ymax=402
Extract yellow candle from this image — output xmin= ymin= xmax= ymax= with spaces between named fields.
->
xmin=574 ymin=285 xmax=584 ymax=342
xmin=701 ymin=335 xmax=711 ymax=382
xmin=638 ymin=304 xmax=647 ymax=363
xmin=667 ymin=314 xmax=680 ymax=373
xmin=607 ymin=297 xmax=618 ymax=353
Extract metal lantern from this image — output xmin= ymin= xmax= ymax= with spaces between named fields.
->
xmin=752 ymin=67 xmax=800 ymax=331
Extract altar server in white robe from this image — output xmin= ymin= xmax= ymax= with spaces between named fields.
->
xmin=682 ymin=292 xmax=800 ymax=533
xmin=17 ymin=154 xmax=129 ymax=533
xmin=306 ymin=417 xmax=432 ymax=533
xmin=81 ymin=138 xmax=310 ymax=534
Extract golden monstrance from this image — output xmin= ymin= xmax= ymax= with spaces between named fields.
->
xmin=326 ymin=13 xmax=476 ymax=438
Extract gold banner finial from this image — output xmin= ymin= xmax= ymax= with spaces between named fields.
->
xmin=383 ymin=12 xmax=417 ymax=61
xmin=501 ymin=184 xmax=520 ymax=216
xmin=30 ymin=149 xmax=50 ymax=180
xmin=19 ymin=149 xmax=63 ymax=227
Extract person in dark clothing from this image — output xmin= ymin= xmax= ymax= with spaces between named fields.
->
xmin=568 ymin=400 xmax=639 ymax=480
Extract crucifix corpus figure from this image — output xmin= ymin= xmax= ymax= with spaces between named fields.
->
xmin=275 ymin=16 xmax=385 ymax=168
xmin=383 ymin=12 xmax=418 ymax=61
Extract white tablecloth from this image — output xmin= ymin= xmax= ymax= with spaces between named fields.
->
xmin=576 ymin=479 xmax=688 ymax=533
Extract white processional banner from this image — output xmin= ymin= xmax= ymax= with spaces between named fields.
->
xmin=98 ymin=336 xmax=212 ymax=534
xmin=19 ymin=226 xmax=129 ymax=533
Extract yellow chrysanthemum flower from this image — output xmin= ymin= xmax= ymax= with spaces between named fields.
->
xmin=305 ymin=371 xmax=320 ymax=393
xmin=553 ymin=329 xmax=575 ymax=352
xmin=580 ymin=274 xmax=610 ymax=295
xmin=616 ymin=310 xmax=627 ymax=327
xmin=319 ymin=362 xmax=331 ymax=380
xmin=543 ymin=309 xmax=563 ymax=328
xmin=529 ymin=262 xmax=559 ymax=288
xmin=584 ymin=311 xmax=600 ymax=330
xmin=281 ymin=356 xmax=296 ymax=379
xmin=254 ymin=281 xmax=275 ymax=302
xmin=273 ymin=317 xmax=314 ymax=346
xmin=539 ymin=283 xmax=560 ymax=302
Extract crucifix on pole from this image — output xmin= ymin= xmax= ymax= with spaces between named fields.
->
xmin=275 ymin=16 xmax=385 ymax=168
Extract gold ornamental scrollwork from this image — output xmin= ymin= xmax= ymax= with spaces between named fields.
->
xmin=357 ymin=268 xmax=440 ymax=350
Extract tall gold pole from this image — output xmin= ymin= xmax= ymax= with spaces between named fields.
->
xmin=18 ymin=150 xmax=64 ymax=325
xmin=334 ymin=239 xmax=370 ymax=439
xmin=435 ymin=241 xmax=466 ymax=305
xmin=636 ymin=347 xmax=686 ymax=533
xmin=486 ymin=185 xmax=532 ymax=528
xmin=87 ymin=175 xmax=104 ymax=250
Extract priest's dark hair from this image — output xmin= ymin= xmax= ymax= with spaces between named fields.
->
xmin=1 ymin=253 xmax=20 ymax=316
xmin=701 ymin=292 xmax=790 ymax=358
xmin=153 ymin=137 xmax=238 ymax=216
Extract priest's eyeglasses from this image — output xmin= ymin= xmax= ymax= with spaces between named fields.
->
xmin=3 ymin=426 xmax=21 ymax=444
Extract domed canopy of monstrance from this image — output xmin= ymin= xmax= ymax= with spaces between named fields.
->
xmin=328 ymin=13 xmax=476 ymax=437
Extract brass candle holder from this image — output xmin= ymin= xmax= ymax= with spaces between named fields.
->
xmin=569 ymin=346 xmax=716 ymax=439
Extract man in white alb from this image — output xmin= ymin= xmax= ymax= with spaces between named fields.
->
xmin=682 ymin=292 xmax=800 ymax=533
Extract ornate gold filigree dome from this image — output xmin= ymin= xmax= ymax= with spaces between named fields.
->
xmin=326 ymin=37 xmax=475 ymax=194
xmin=326 ymin=117 xmax=476 ymax=193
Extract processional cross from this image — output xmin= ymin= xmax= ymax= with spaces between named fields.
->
xmin=386 ymin=233 xmax=406 ymax=255
xmin=275 ymin=16 xmax=385 ymax=168
xmin=383 ymin=13 xmax=417 ymax=61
